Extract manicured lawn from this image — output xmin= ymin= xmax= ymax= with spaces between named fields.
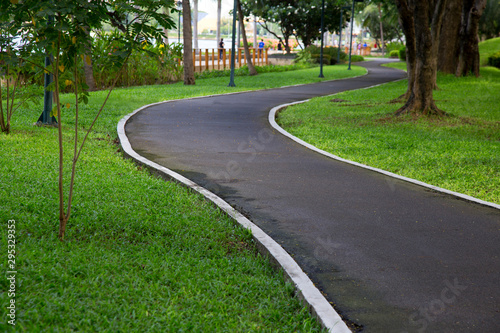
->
xmin=0 ymin=65 xmax=365 ymax=331
xmin=479 ymin=37 xmax=500 ymax=65
xmin=277 ymin=66 xmax=500 ymax=204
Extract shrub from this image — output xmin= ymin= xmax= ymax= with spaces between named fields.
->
xmin=386 ymin=42 xmax=405 ymax=53
xmin=487 ymin=51 xmax=500 ymax=69
xmin=295 ymin=45 xmax=347 ymax=65
xmin=350 ymin=55 xmax=364 ymax=62
xmin=399 ymin=46 xmax=407 ymax=61
xmin=92 ymin=32 xmax=183 ymax=89
xmin=311 ymin=53 xmax=332 ymax=65
xmin=390 ymin=50 xmax=399 ymax=58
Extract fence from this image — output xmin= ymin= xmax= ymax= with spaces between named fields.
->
xmin=179 ymin=48 xmax=269 ymax=72
xmin=344 ymin=46 xmax=371 ymax=56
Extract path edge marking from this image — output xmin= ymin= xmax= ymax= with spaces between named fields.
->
xmin=269 ymin=100 xmax=500 ymax=211
xmin=117 ymin=105 xmax=352 ymax=333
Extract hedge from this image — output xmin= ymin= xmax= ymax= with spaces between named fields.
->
xmin=487 ymin=51 xmax=500 ymax=69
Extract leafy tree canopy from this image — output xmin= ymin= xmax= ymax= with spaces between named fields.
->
xmin=241 ymin=0 xmax=350 ymax=50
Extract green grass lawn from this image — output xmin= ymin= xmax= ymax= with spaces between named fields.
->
xmin=479 ymin=37 xmax=500 ymax=65
xmin=277 ymin=66 xmax=500 ymax=204
xmin=0 ymin=65 xmax=365 ymax=332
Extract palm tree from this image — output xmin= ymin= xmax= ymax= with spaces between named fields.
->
xmin=193 ymin=0 xmax=198 ymax=50
xmin=216 ymin=0 xmax=222 ymax=45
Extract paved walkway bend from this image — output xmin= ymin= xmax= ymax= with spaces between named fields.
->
xmin=125 ymin=60 xmax=500 ymax=332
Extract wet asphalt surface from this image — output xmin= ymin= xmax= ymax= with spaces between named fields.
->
xmin=125 ymin=60 xmax=500 ymax=332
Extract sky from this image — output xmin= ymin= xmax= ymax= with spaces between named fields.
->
xmin=198 ymin=0 xmax=234 ymax=19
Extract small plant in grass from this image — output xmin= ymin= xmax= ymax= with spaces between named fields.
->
xmin=6 ymin=0 xmax=176 ymax=240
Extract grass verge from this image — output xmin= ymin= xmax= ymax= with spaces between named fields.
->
xmin=479 ymin=37 xmax=500 ymax=66
xmin=277 ymin=66 xmax=500 ymax=204
xmin=0 ymin=64 xmax=365 ymax=331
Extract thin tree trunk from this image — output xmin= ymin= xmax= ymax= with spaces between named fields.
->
xmin=253 ymin=15 xmax=257 ymax=48
xmin=183 ymin=0 xmax=195 ymax=85
xmin=82 ymin=27 xmax=96 ymax=91
xmin=163 ymin=7 xmax=170 ymax=45
xmin=216 ymin=0 xmax=221 ymax=45
xmin=193 ymin=0 xmax=198 ymax=50
xmin=378 ymin=3 xmax=385 ymax=57
xmin=237 ymin=0 xmax=258 ymax=75
xmin=83 ymin=55 xmax=96 ymax=91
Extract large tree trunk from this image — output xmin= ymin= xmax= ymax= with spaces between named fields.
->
xmin=183 ymin=0 xmax=195 ymax=85
xmin=456 ymin=0 xmax=487 ymax=77
xmin=237 ymin=0 xmax=258 ymax=76
xmin=430 ymin=0 xmax=448 ymax=88
xmin=395 ymin=0 xmax=416 ymax=99
xmin=395 ymin=0 xmax=447 ymax=116
xmin=438 ymin=0 xmax=462 ymax=73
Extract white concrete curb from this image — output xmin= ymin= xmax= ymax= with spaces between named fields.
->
xmin=117 ymin=103 xmax=352 ymax=333
xmin=268 ymin=101 xmax=500 ymax=211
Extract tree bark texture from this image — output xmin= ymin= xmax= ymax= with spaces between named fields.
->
xmin=438 ymin=0 xmax=462 ymax=74
xmin=395 ymin=0 xmax=447 ymax=116
xmin=456 ymin=0 xmax=487 ymax=76
xmin=83 ymin=26 xmax=96 ymax=91
xmin=430 ymin=0 xmax=448 ymax=88
xmin=183 ymin=0 xmax=195 ymax=85
xmin=395 ymin=0 xmax=416 ymax=99
xmin=237 ymin=0 xmax=258 ymax=76
xmin=83 ymin=55 xmax=96 ymax=91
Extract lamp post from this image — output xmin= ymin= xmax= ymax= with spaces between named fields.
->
xmin=228 ymin=0 xmax=237 ymax=87
xmin=319 ymin=0 xmax=326 ymax=78
xmin=348 ymin=0 xmax=363 ymax=70
xmin=37 ymin=15 xmax=56 ymax=126
xmin=177 ymin=1 xmax=182 ymax=43
xmin=337 ymin=6 xmax=350 ymax=64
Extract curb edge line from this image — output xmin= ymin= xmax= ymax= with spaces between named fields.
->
xmin=117 ymin=105 xmax=352 ymax=333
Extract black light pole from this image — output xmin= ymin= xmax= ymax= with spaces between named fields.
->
xmin=337 ymin=6 xmax=350 ymax=64
xmin=177 ymin=1 xmax=182 ymax=43
xmin=228 ymin=0 xmax=238 ymax=87
xmin=319 ymin=0 xmax=326 ymax=78
xmin=348 ymin=0 xmax=363 ymax=70
xmin=37 ymin=15 xmax=56 ymax=126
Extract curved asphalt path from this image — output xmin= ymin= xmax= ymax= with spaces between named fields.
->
xmin=124 ymin=60 xmax=500 ymax=332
